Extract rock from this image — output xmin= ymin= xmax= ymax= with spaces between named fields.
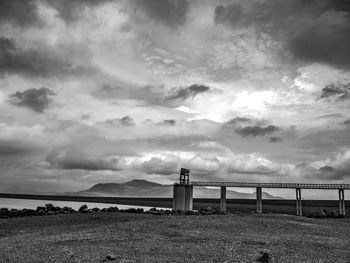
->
xmin=45 ymin=203 xmax=55 ymax=211
xmin=36 ymin=206 xmax=46 ymax=212
xmin=91 ymin=207 xmax=100 ymax=212
xmin=107 ymin=207 xmax=119 ymax=212
xmin=78 ymin=205 xmax=88 ymax=213
xmin=257 ymin=251 xmax=270 ymax=262
xmin=164 ymin=210 xmax=173 ymax=215
xmin=22 ymin=209 xmax=35 ymax=216
xmin=36 ymin=209 xmax=46 ymax=216
xmin=125 ymin=208 xmax=137 ymax=213
xmin=136 ymin=208 xmax=144 ymax=213
xmin=106 ymin=254 xmax=117 ymax=260
xmin=185 ymin=210 xmax=199 ymax=215
xmin=149 ymin=207 xmax=157 ymax=211
xmin=148 ymin=210 xmax=164 ymax=215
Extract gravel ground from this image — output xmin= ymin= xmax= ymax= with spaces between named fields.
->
xmin=0 ymin=212 xmax=349 ymax=262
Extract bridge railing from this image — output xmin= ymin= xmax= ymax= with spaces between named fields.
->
xmin=190 ymin=181 xmax=350 ymax=190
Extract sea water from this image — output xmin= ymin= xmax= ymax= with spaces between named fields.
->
xmin=0 ymin=198 xmax=170 ymax=210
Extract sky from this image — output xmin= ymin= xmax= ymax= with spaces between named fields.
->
xmin=0 ymin=0 xmax=350 ymax=196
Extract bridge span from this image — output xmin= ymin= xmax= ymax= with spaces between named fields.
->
xmin=173 ymin=168 xmax=348 ymax=216
xmin=191 ymin=181 xmax=350 ymax=190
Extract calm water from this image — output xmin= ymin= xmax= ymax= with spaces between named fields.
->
xmin=0 ymin=198 xmax=169 ymax=210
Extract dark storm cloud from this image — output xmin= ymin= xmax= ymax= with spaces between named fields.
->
xmin=130 ymin=0 xmax=188 ymax=27
xmin=9 ymin=87 xmax=56 ymax=113
xmin=0 ymin=0 xmax=39 ymax=26
xmin=318 ymin=164 xmax=350 ymax=180
xmin=214 ymin=0 xmax=350 ymax=70
xmin=47 ymin=152 xmax=121 ymax=171
xmin=223 ymin=117 xmax=251 ymax=128
xmin=0 ymin=37 xmax=88 ymax=77
xmin=328 ymin=0 xmax=350 ymax=14
xmin=289 ymin=22 xmax=350 ymax=70
xmin=269 ymin=137 xmax=282 ymax=143
xmin=103 ymin=116 xmax=135 ymax=127
xmin=319 ymin=165 xmax=335 ymax=173
xmin=134 ymin=157 xmax=178 ymax=175
xmin=46 ymin=0 xmax=112 ymax=22
xmin=157 ymin=119 xmax=176 ymax=126
xmin=0 ymin=140 xmax=39 ymax=156
xmin=166 ymin=84 xmax=210 ymax=101
xmin=214 ymin=4 xmax=244 ymax=26
xmin=320 ymin=82 xmax=350 ymax=100
xmin=94 ymin=83 xmax=210 ymax=107
xmin=236 ymin=125 xmax=279 ymax=137
xmin=222 ymin=117 xmax=278 ymax=137
xmin=344 ymin=119 xmax=350 ymax=125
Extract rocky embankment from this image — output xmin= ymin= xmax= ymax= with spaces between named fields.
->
xmin=0 ymin=204 xmax=224 ymax=219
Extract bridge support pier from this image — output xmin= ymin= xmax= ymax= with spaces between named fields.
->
xmin=220 ymin=186 xmax=226 ymax=213
xmin=173 ymin=184 xmax=193 ymax=211
xmin=256 ymin=187 xmax=262 ymax=213
xmin=296 ymin=188 xmax=302 ymax=216
xmin=339 ymin=189 xmax=345 ymax=216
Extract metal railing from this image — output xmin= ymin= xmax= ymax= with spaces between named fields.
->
xmin=190 ymin=181 xmax=350 ymax=189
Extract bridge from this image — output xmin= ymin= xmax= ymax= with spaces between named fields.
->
xmin=173 ymin=168 xmax=348 ymax=216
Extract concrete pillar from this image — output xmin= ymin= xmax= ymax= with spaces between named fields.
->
xmin=173 ymin=184 xmax=186 ymax=210
xmin=339 ymin=189 xmax=345 ymax=216
xmin=184 ymin=185 xmax=193 ymax=211
xmin=173 ymin=184 xmax=193 ymax=211
xmin=296 ymin=188 xmax=302 ymax=216
xmin=220 ymin=186 xmax=226 ymax=213
xmin=256 ymin=187 xmax=262 ymax=213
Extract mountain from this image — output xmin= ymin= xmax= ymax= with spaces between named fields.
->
xmin=75 ymin=179 xmax=281 ymax=199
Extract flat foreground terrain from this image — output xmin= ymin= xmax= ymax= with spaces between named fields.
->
xmin=0 ymin=213 xmax=349 ymax=263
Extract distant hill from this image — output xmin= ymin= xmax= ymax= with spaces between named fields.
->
xmin=75 ymin=179 xmax=280 ymax=199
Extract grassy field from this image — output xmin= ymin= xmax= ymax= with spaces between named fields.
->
xmin=0 ymin=212 xmax=349 ymax=262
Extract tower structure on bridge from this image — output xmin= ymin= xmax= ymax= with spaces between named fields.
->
xmin=173 ymin=168 xmax=193 ymax=211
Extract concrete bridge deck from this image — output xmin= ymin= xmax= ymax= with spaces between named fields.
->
xmin=190 ymin=181 xmax=350 ymax=190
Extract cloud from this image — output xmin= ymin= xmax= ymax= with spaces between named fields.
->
xmin=47 ymin=151 xmax=121 ymax=171
xmin=0 ymin=0 xmax=39 ymax=26
xmin=102 ymin=115 xmax=135 ymax=127
xmin=93 ymin=83 xmax=210 ymax=107
xmin=214 ymin=4 xmax=244 ymax=26
xmin=294 ymin=150 xmax=350 ymax=180
xmin=223 ymin=117 xmax=251 ymax=128
xmin=214 ymin=1 xmax=350 ymax=70
xmin=269 ymin=137 xmax=282 ymax=143
xmin=9 ymin=87 xmax=56 ymax=113
xmin=0 ymin=140 xmax=39 ymax=156
xmin=235 ymin=125 xmax=279 ymax=137
xmin=46 ymin=0 xmax=112 ymax=22
xmin=131 ymin=156 xmax=179 ymax=175
xmin=0 ymin=37 xmax=89 ymax=77
xmin=166 ymin=84 xmax=210 ymax=101
xmin=157 ymin=119 xmax=176 ymax=126
xmin=129 ymin=0 xmax=188 ymax=28
xmin=320 ymin=82 xmax=350 ymax=100
xmin=223 ymin=117 xmax=279 ymax=137
xmin=289 ymin=12 xmax=350 ymax=70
